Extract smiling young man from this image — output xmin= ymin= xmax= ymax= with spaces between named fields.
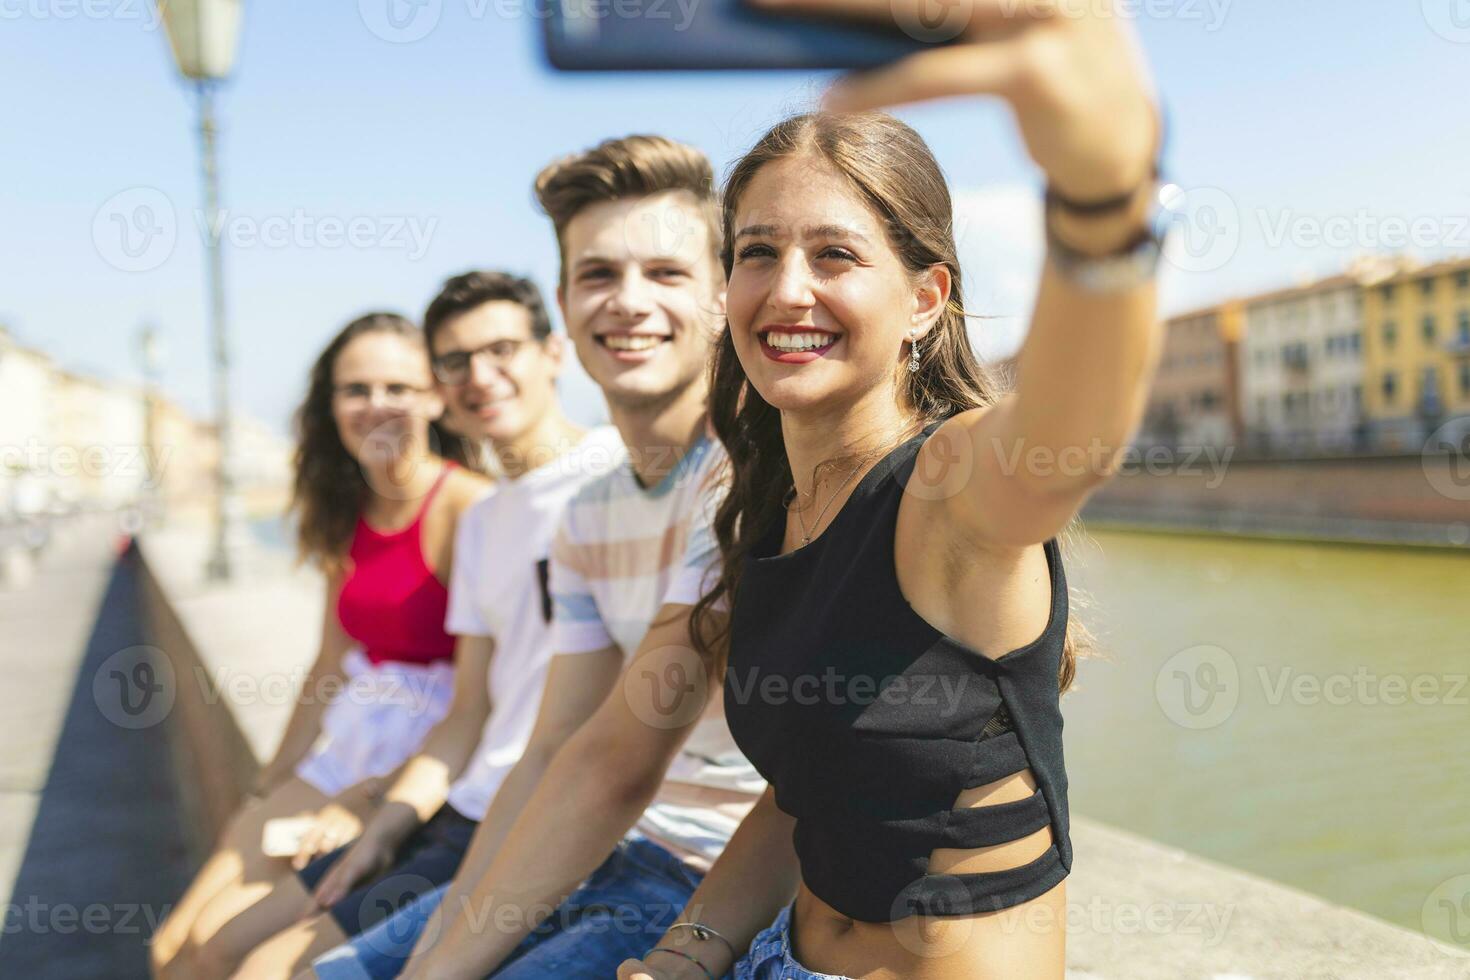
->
xmin=198 ymin=271 xmax=627 ymax=980
xmin=305 ymin=136 xmax=783 ymax=980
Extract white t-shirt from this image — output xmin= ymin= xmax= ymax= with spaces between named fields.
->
xmin=443 ymin=426 xmax=625 ymax=821
xmin=550 ymin=431 xmax=765 ymax=871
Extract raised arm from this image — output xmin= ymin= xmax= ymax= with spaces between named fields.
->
xmin=400 ymin=604 xmax=723 ymax=980
xmin=759 ymin=0 xmax=1166 ymax=548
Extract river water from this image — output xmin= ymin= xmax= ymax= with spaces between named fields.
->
xmin=1061 ymin=527 xmax=1469 ymax=934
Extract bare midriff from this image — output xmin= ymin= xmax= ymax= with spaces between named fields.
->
xmin=784 ymin=767 xmax=1068 ymax=980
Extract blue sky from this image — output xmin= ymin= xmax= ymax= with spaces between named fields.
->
xmin=3 ymin=0 xmax=1468 ymax=433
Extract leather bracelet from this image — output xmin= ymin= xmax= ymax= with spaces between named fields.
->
xmin=1045 ymin=165 xmax=1156 ymax=217
xmin=665 ymin=921 xmax=738 ymax=961
xmin=1045 ymin=99 xmax=1170 ymax=218
xmin=645 ymin=946 xmax=716 ymax=980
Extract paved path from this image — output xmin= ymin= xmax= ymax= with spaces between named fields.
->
xmin=0 ymin=518 xmax=191 ymax=979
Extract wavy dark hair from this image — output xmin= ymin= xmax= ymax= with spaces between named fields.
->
xmin=689 ymin=112 xmax=1091 ymax=694
xmin=289 ymin=312 xmax=473 ymax=571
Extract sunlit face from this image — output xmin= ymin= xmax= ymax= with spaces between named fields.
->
xmin=430 ymin=301 xmax=564 ymax=446
xmin=726 ymin=154 xmax=946 ymax=416
xmin=330 ymin=331 xmax=443 ymax=465
xmin=558 ymin=190 xmax=725 ymax=410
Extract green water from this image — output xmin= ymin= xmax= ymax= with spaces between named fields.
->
xmin=1061 ymin=527 xmax=1469 ymax=934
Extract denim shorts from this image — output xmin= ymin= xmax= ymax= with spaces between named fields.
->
xmin=732 ymin=903 xmax=853 ymax=980
xmin=310 ymin=831 xmax=705 ymax=980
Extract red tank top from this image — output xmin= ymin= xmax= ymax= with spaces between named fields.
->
xmin=336 ymin=462 xmax=459 ymax=667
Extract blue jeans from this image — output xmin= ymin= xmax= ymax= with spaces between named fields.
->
xmin=311 ymin=832 xmax=705 ymax=980
xmin=311 ymin=885 xmax=447 ymax=980
xmin=732 ymin=903 xmax=853 ymax=980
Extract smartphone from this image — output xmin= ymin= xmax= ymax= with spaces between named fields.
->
xmin=261 ymin=816 xmax=315 ymax=858
xmin=542 ymin=0 xmax=954 ymax=71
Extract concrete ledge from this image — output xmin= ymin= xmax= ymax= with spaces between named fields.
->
xmin=134 ymin=523 xmax=1464 ymax=977
xmin=135 ymin=524 xmax=323 ymax=856
xmin=1064 ymin=818 xmax=1464 ymax=978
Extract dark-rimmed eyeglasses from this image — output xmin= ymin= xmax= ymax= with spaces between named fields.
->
xmin=431 ymin=338 xmax=533 ymax=385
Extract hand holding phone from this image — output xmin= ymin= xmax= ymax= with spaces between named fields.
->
xmin=793 ymin=0 xmax=1161 ymax=204
xmin=260 ymin=816 xmax=316 ymax=859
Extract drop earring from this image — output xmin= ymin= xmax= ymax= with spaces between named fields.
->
xmin=907 ymin=329 xmax=921 ymax=374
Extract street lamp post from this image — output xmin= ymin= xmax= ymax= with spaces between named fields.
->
xmin=157 ymin=0 xmax=246 ymax=581
xmin=138 ymin=323 xmax=165 ymax=525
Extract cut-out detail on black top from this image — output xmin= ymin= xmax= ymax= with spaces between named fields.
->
xmin=723 ymin=421 xmax=1072 ymax=922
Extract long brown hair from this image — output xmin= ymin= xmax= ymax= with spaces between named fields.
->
xmin=690 ymin=112 xmax=1091 ymax=694
xmin=289 ymin=312 xmax=473 ymax=571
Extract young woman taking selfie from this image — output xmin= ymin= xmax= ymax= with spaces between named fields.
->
xmin=622 ymin=1 xmax=1165 ymax=978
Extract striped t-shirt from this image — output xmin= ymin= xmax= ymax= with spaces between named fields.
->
xmin=549 ymin=428 xmax=764 ymax=871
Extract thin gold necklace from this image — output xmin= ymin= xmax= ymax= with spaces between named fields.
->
xmin=783 ymin=442 xmax=894 ymax=547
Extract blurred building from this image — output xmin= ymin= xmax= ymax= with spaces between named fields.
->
xmin=1361 ymin=256 xmax=1470 ymax=449
xmin=0 ymin=328 xmax=56 ymax=519
xmin=1141 ymin=301 xmax=1243 ymax=450
xmin=49 ymin=369 xmax=148 ymax=509
xmin=0 ymin=325 xmax=290 ymax=521
xmin=1239 ymin=274 xmax=1367 ymax=454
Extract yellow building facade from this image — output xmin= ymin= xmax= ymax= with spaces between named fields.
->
xmin=1360 ymin=257 xmax=1470 ymax=449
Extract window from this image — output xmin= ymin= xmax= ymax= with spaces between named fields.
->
xmin=1383 ymin=322 xmax=1397 ymax=348
xmin=1457 ymin=270 xmax=1469 ymax=290
xmin=1460 ymin=363 xmax=1470 ymax=395
xmin=1421 ymin=366 xmax=1440 ymax=401
xmin=1352 ymin=384 xmax=1363 ymax=408
xmin=1381 ymin=284 xmax=1396 ymax=302
xmin=1420 ymin=278 xmax=1436 ymax=298
xmin=1351 ymin=331 xmax=1362 ymax=354
xmin=1423 ymin=315 xmax=1437 ymax=342
xmin=1382 ymin=372 xmax=1397 ymax=402
xmin=1458 ymin=311 xmax=1469 ymax=345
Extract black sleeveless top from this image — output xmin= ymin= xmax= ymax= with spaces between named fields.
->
xmin=724 ymin=422 xmax=1071 ymax=923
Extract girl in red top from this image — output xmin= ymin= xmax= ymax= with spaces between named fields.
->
xmin=152 ymin=313 xmax=490 ymax=980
